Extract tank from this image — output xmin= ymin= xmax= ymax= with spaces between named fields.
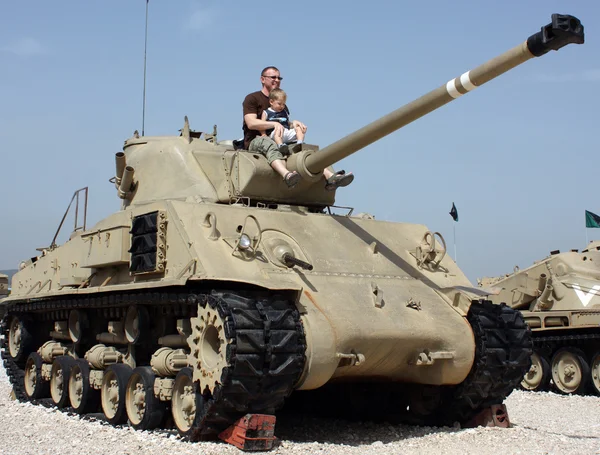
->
xmin=479 ymin=241 xmax=600 ymax=396
xmin=0 ymin=15 xmax=584 ymax=440
xmin=0 ymin=274 xmax=8 ymax=319
xmin=0 ymin=274 xmax=8 ymax=296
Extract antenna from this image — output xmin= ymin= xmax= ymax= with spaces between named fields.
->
xmin=142 ymin=0 xmax=149 ymax=136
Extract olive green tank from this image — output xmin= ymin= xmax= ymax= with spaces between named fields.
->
xmin=0 ymin=15 xmax=584 ymax=440
xmin=480 ymin=241 xmax=600 ymax=395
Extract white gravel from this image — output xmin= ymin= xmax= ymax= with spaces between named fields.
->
xmin=0 ymin=364 xmax=598 ymax=455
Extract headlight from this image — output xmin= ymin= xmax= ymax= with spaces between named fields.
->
xmin=238 ymin=234 xmax=252 ymax=250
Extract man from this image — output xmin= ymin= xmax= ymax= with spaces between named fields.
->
xmin=242 ymin=66 xmax=306 ymax=188
xmin=242 ymin=66 xmax=353 ymax=190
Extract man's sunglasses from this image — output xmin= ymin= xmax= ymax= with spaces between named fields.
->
xmin=262 ymin=75 xmax=283 ymax=81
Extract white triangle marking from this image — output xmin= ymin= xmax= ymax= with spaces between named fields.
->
xmin=572 ymin=284 xmax=600 ymax=307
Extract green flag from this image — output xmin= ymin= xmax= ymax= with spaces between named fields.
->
xmin=585 ymin=210 xmax=600 ymax=228
xmin=449 ymin=203 xmax=458 ymax=222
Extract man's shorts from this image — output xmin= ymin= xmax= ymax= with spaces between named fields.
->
xmin=249 ymin=136 xmax=284 ymax=165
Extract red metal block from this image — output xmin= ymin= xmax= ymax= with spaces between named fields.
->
xmin=219 ymin=414 xmax=277 ymax=451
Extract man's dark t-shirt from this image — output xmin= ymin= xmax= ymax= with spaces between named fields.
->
xmin=242 ymin=91 xmax=289 ymax=149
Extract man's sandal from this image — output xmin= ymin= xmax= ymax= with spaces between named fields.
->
xmin=325 ymin=170 xmax=354 ymax=191
xmin=284 ymin=171 xmax=301 ymax=188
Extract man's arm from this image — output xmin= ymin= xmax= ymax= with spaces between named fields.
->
xmin=258 ymin=111 xmax=268 ymax=136
xmin=244 ymin=113 xmax=284 ymax=136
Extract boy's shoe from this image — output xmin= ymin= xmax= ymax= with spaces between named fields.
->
xmin=290 ymin=143 xmax=303 ymax=153
xmin=284 ymin=171 xmax=301 ymax=189
xmin=278 ymin=144 xmax=290 ymax=156
xmin=325 ymin=170 xmax=354 ymax=191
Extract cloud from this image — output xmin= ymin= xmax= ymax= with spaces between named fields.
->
xmin=533 ymin=69 xmax=600 ymax=83
xmin=184 ymin=6 xmax=216 ymax=31
xmin=1 ymin=37 xmax=45 ymax=57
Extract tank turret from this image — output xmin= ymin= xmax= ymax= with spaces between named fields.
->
xmin=116 ymin=14 xmax=582 ymax=208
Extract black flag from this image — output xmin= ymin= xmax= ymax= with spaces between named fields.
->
xmin=449 ymin=203 xmax=458 ymax=222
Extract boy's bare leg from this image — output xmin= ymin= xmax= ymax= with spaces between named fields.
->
xmin=271 ymin=159 xmax=290 ymax=178
xmin=323 ymin=169 xmax=333 ymax=179
xmin=273 ymin=129 xmax=284 ymax=146
xmin=295 ymin=126 xmax=305 ymax=142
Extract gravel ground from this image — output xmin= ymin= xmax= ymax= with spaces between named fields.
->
xmin=0 ymin=364 xmax=598 ymax=455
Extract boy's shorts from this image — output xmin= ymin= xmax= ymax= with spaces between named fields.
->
xmin=270 ymin=127 xmax=297 ymax=143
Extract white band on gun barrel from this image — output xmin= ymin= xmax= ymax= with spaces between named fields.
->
xmin=460 ymin=71 xmax=476 ymax=91
xmin=446 ymin=71 xmax=477 ymax=99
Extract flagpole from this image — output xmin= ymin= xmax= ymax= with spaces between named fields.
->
xmin=453 ymin=223 xmax=457 ymax=264
xmin=586 ymin=228 xmax=588 ymax=246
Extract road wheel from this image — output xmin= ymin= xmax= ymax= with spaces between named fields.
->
xmin=590 ymin=352 xmax=600 ymax=396
xmin=521 ymin=352 xmax=551 ymax=391
xmin=69 ymin=359 xmax=100 ymax=414
xmin=50 ymin=356 xmax=76 ymax=407
xmin=551 ymin=348 xmax=590 ymax=394
xmin=101 ymin=364 xmax=133 ymax=425
xmin=24 ymin=352 xmax=49 ymax=400
xmin=8 ymin=316 xmax=34 ymax=366
xmin=126 ymin=367 xmax=166 ymax=430
xmin=171 ymin=367 xmax=205 ymax=437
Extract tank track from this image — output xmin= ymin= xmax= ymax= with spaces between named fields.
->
xmin=436 ymin=300 xmax=533 ymax=425
xmin=0 ymin=288 xmax=306 ymax=439
xmin=531 ymin=331 xmax=600 ymax=359
xmin=190 ymin=292 xmax=306 ymax=440
xmin=532 ymin=332 xmax=600 ymax=345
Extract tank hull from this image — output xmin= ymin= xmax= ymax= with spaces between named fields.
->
xmin=5 ymin=201 xmax=476 ymax=390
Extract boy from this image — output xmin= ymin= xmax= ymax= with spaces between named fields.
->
xmin=261 ymin=88 xmax=305 ymax=156
xmin=260 ymin=89 xmax=354 ymax=190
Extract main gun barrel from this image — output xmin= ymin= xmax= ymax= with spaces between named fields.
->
xmin=303 ymin=14 xmax=584 ymax=175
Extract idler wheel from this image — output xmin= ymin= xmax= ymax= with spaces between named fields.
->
xmin=551 ymin=348 xmax=590 ymax=394
xmin=50 ymin=356 xmax=76 ymax=408
xmin=68 ymin=359 xmax=100 ymax=414
xmin=187 ymin=304 xmax=229 ymax=395
xmin=521 ymin=352 xmax=551 ymax=391
xmin=125 ymin=366 xmax=166 ymax=430
xmin=101 ymin=364 xmax=133 ymax=425
xmin=24 ymin=352 xmax=49 ymax=400
xmin=171 ymin=367 xmax=206 ymax=437
xmin=590 ymin=352 xmax=600 ymax=396
xmin=8 ymin=316 xmax=34 ymax=366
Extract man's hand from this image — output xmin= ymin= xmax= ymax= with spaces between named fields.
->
xmin=271 ymin=122 xmax=285 ymax=137
xmin=292 ymin=120 xmax=307 ymax=133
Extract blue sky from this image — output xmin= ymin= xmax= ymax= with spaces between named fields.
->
xmin=0 ymin=1 xmax=598 ymax=283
